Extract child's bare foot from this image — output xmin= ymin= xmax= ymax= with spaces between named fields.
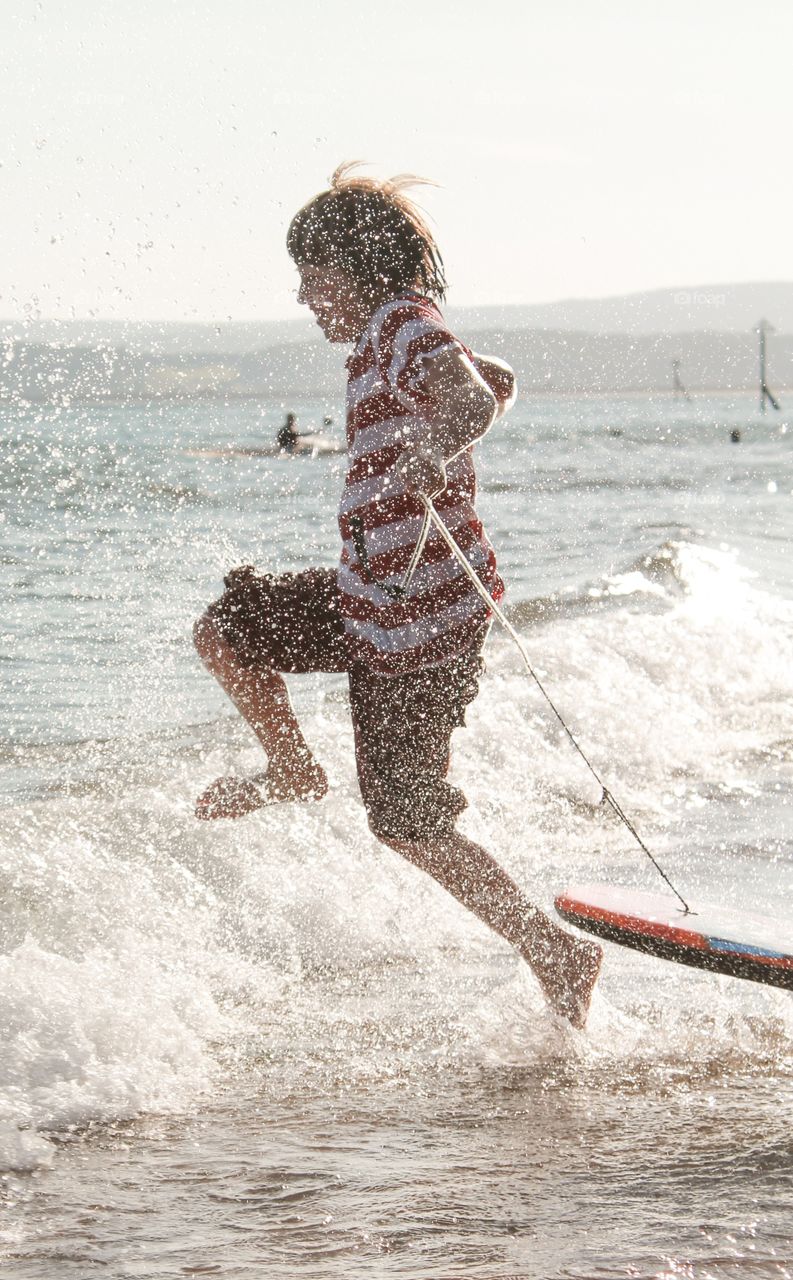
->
xmin=532 ymin=932 xmax=603 ymax=1030
xmin=195 ymin=758 xmax=327 ymax=820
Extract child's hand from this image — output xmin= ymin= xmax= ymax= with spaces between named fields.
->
xmin=397 ymin=445 xmax=447 ymax=497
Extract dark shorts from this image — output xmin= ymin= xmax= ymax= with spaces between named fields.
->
xmin=205 ymin=565 xmax=485 ymax=842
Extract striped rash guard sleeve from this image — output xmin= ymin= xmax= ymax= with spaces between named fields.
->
xmin=375 ymin=301 xmax=473 ymax=410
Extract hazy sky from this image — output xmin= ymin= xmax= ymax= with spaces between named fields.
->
xmin=2 ymin=0 xmax=791 ymax=321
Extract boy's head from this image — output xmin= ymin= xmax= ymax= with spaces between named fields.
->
xmin=288 ymin=163 xmax=447 ymax=343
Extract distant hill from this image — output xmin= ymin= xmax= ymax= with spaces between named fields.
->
xmin=2 ymin=281 xmax=792 ymax=356
xmin=2 ymin=282 xmax=792 ymax=403
xmin=0 ymin=316 xmax=313 ymax=356
xmin=448 ymin=281 xmax=793 ymax=336
xmin=468 ymin=327 xmax=793 ymax=396
xmin=3 ymin=327 xmax=791 ymax=403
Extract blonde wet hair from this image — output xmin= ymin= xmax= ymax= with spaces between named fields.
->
xmin=287 ymin=162 xmax=447 ymax=301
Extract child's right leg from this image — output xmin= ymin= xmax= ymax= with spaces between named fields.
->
xmin=193 ymin=615 xmax=327 ymax=818
xmin=192 ymin=567 xmax=347 ymax=820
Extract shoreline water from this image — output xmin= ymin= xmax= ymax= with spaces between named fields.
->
xmin=3 ymin=383 xmax=793 ymax=408
xmin=1 ymin=391 xmax=792 ymax=1276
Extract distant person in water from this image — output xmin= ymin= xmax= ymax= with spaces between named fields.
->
xmin=277 ymin=412 xmax=300 ymax=453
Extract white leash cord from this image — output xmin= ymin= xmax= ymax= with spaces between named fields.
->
xmin=420 ymin=494 xmax=538 ymax=675
xmin=398 ymin=508 xmax=431 ymax=593
xmin=420 ymin=493 xmax=691 ymax=912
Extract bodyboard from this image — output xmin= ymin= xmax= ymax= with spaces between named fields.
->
xmin=555 ymin=883 xmax=793 ymax=989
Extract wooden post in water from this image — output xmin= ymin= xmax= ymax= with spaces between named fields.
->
xmin=672 ymin=359 xmax=691 ymax=402
xmin=756 ymin=318 xmax=781 ymax=413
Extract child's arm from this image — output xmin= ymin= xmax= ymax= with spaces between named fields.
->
xmin=470 ymin=352 xmax=517 ymax=419
xmin=398 ymin=348 xmax=516 ymax=495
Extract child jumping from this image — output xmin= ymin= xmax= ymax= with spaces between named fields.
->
xmin=193 ymin=165 xmax=601 ymax=1028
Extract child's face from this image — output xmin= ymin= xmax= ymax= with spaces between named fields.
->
xmin=296 ymin=263 xmax=375 ymax=344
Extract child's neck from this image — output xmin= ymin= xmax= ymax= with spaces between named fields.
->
xmin=353 ymin=282 xmax=426 ymax=339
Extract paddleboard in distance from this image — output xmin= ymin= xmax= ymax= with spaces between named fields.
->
xmin=288 ymin=432 xmax=345 ymax=456
xmin=555 ymin=883 xmax=793 ymax=989
xmin=185 ymin=433 xmax=345 ymax=460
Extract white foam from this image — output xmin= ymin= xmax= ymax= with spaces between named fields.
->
xmin=0 ymin=1121 xmax=55 ymax=1173
xmin=3 ymin=538 xmax=792 ymax=1168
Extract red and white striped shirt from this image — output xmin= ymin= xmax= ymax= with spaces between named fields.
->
xmin=338 ymin=293 xmax=505 ymax=675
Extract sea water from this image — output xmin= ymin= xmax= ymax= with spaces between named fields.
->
xmin=1 ymin=390 xmax=792 ymax=1278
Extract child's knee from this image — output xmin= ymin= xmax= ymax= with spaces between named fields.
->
xmin=369 ymin=819 xmax=434 ymax=868
xmin=368 ymin=814 xmax=406 ymax=851
xmin=193 ymin=612 xmax=220 ymax=662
